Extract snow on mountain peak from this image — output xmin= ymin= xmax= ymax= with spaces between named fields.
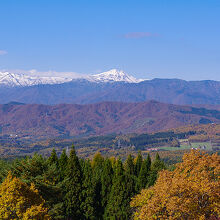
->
xmin=89 ymin=69 xmax=145 ymax=83
xmin=0 ymin=71 xmax=73 ymax=87
xmin=0 ymin=69 xmax=146 ymax=87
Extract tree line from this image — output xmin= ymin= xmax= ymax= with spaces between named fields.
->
xmin=0 ymin=147 xmax=165 ymax=219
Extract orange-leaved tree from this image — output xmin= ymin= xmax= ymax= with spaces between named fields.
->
xmin=131 ymin=150 xmax=220 ymax=219
xmin=0 ymin=172 xmax=50 ymax=220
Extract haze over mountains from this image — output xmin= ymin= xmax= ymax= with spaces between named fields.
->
xmin=0 ymin=69 xmax=220 ymax=105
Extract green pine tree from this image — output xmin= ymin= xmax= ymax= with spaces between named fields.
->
xmin=64 ymin=146 xmax=83 ymax=219
xmin=152 ymin=153 xmax=166 ymax=171
xmin=148 ymin=152 xmax=166 ymax=187
xmin=105 ymin=158 xmax=130 ymax=219
xmin=81 ymin=160 xmax=96 ymax=219
xmin=58 ymin=149 xmax=68 ymax=180
xmin=92 ymin=152 xmax=104 ymax=219
xmin=137 ymin=153 xmax=151 ymax=191
xmin=124 ymin=154 xmax=136 ymax=198
xmin=124 ymin=154 xmax=135 ymax=176
xmin=135 ymin=151 xmax=143 ymax=177
xmin=48 ymin=149 xmax=59 ymax=166
xmin=101 ymin=158 xmax=113 ymax=218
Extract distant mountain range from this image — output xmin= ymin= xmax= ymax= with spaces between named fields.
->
xmin=0 ymin=69 xmax=144 ymax=87
xmin=0 ymin=71 xmax=73 ymax=87
xmin=0 ymin=69 xmax=220 ymax=105
xmin=1 ymin=101 xmax=220 ymax=139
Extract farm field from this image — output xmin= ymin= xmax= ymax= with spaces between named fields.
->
xmin=158 ymin=141 xmax=214 ymax=151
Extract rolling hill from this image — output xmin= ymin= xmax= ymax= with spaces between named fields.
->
xmin=0 ymin=101 xmax=220 ymax=139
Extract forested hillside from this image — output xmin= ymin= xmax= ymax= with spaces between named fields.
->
xmin=0 ymin=149 xmax=219 ymax=219
xmin=0 ymin=122 xmax=220 ymax=158
xmin=1 ymin=101 xmax=220 ymax=139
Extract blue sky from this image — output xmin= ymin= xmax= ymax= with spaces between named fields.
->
xmin=0 ymin=0 xmax=220 ymax=80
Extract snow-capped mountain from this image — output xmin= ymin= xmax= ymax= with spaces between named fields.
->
xmin=0 ymin=69 xmax=146 ymax=87
xmin=89 ymin=69 xmax=145 ymax=83
xmin=0 ymin=72 xmax=73 ymax=87
xmin=0 ymin=71 xmax=220 ymax=106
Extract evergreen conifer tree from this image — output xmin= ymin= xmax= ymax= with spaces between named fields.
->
xmin=48 ymin=149 xmax=59 ymax=166
xmin=135 ymin=151 xmax=143 ymax=177
xmin=81 ymin=160 xmax=96 ymax=219
xmin=148 ymin=152 xmax=166 ymax=187
xmin=92 ymin=152 xmax=104 ymax=219
xmin=101 ymin=158 xmax=113 ymax=218
xmin=124 ymin=154 xmax=135 ymax=175
xmin=105 ymin=159 xmax=130 ymax=219
xmin=58 ymin=149 xmax=68 ymax=180
xmin=151 ymin=153 xmax=165 ymax=172
xmin=64 ymin=146 xmax=83 ymax=219
xmin=124 ymin=154 xmax=136 ymax=198
xmin=137 ymin=154 xmax=151 ymax=191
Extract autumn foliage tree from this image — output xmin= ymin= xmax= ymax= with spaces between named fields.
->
xmin=0 ymin=172 xmax=50 ymax=219
xmin=131 ymin=150 xmax=220 ymax=219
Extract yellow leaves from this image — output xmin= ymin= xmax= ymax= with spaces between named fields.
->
xmin=131 ymin=150 xmax=220 ymax=219
xmin=0 ymin=172 xmax=50 ymax=219
xmin=23 ymin=204 xmax=50 ymax=220
xmin=91 ymin=152 xmax=104 ymax=168
xmin=131 ymin=189 xmax=154 ymax=220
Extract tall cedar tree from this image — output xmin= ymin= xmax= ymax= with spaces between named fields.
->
xmin=81 ymin=160 xmax=96 ymax=219
xmin=101 ymin=158 xmax=113 ymax=218
xmin=137 ymin=154 xmax=151 ymax=191
xmin=64 ymin=146 xmax=83 ymax=219
xmin=105 ymin=159 xmax=130 ymax=219
xmin=148 ymin=152 xmax=166 ymax=187
xmin=47 ymin=149 xmax=67 ymax=219
xmin=135 ymin=151 xmax=143 ymax=177
xmin=124 ymin=154 xmax=136 ymax=198
xmin=48 ymin=149 xmax=59 ymax=166
xmin=58 ymin=149 xmax=68 ymax=181
xmin=92 ymin=152 xmax=104 ymax=219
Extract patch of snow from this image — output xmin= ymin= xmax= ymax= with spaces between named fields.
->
xmin=0 ymin=69 xmax=147 ymax=87
xmin=0 ymin=72 xmax=73 ymax=87
xmin=89 ymin=69 xmax=146 ymax=83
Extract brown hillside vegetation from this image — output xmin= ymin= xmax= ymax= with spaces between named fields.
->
xmin=131 ymin=150 xmax=220 ymax=219
xmin=0 ymin=101 xmax=220 ymax=139
xmin=171 ymin=123 xmax=220 ymax=142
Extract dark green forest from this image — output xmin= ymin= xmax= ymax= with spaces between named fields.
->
xmin=0 ymin=147 xmax=166 ymax=219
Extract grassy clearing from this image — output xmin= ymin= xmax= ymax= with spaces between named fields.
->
xmin=159 ymin=141 xmax=213 ymax=151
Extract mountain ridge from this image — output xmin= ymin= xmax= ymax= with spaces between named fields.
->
xmin=1 ymin=101 xmax=220 ymax=139
xmin=1 ymin=77 xmax=220 ymax=105
xmin=0 ymin=71 xmax=73 ymax=87
xmin=0 ymin=69 xmax=144 ymax=87
xmin=1 ymin=70 xmax=220 ymax=105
